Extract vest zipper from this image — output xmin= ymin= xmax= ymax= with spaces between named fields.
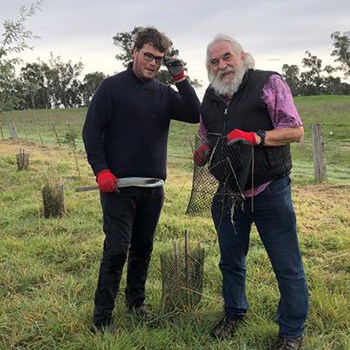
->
xmin=223 ymin=106 xmax=229 ymax=135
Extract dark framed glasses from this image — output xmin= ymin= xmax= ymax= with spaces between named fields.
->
xmin=139 ymin=49 xmax=164 ymax=65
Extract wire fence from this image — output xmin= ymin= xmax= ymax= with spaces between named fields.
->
xmin=1 ymin=120 xmax=350 ymax=184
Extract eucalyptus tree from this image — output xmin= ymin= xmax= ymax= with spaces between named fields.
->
xmin=19 ymin=62 xmax=50 ymax=109
xmin=79 ymin=71 xmax=106 ymax=106
xmin=0 ymin=0 xmax=42 ymax=112
xmin=43 ymin=53 xmax=84 ymax=108
xmin=300 ymin=51 xmax=326 ymax=95
xmin=330 ymin=31 xmax=350 ymax=78
xmin=282 ymin=64 xmax=301 ymax=96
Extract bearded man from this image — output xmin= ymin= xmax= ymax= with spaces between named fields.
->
xmin=194 ymin=34 xmax=309 ymax=350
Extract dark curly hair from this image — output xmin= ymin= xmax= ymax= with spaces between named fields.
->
xmin=133 ymin=27 xmax=172 ymax=54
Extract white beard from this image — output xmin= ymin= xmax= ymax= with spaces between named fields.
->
xmin=209 ymin=66 xmax=247 ymax=97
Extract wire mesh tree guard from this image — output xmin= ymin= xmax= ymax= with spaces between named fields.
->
xmin=160 ymin=231 xmax=205 ymax=312
xmin=186 ymin=136 xmax=254 ymax=217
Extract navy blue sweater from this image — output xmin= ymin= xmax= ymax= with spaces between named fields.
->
xmin=82 ymin=64 xmax=200 ymax=180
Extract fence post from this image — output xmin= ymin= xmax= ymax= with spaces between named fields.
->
xmin=0 ymin=125 xmax=5 ymax=140
xmin=9 ymin=121 xmax=19 ymax=141
xmin=311 ymin=124 xmax=327 ymax=182
xmin=52 ymin=123 xmax=61 ymax=147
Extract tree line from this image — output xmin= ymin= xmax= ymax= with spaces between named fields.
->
xmin=0 ymin=1 xmax=349 ymax=112
xmin=0 ymin=1 xmax=107 ymax=111
xmin=0 ymin=6 xmax=199 ymax=112
xmin=282 ymin=31 xmax=350 ymax=96
xmin=6 ymin=54 xmax=107 ymax=110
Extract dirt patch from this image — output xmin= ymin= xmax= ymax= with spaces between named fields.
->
xmin=294 ymin=183 xmax=350 ymax=203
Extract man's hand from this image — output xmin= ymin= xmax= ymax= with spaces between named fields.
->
xmin=96 ymin=169 xmax=119 ymax=193
xmin=194 ymin=144 xmax=211 ymax=166
xmin=227 ymin=129 xmax=257 ymax=145
xmin=164 ymin=57 xmax=186 ymax=82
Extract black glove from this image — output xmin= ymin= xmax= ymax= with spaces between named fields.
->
xmin=193 ymin=144 xmax=211 ymax=166
xmin=164 ymin=57 xmax=186 ymax=82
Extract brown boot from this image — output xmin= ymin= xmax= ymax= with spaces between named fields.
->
xmin=129 ymin=305 xmax=155 ymax=322
xmin=91 ymin=319 xmax=118 ymax=334
xmin=272 ymin=336 xmax=303 ymax=350
xmin=211 ymin=317 xmax=242 ymax=340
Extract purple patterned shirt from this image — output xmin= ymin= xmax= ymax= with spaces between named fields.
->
xmin=198 ymin=74 xmax=303 ymax=197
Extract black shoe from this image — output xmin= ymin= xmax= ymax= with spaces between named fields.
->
xmin=272 ymin=336 xmax=303 ymax=350
xmin=211 ymin=316 xmax=242 ymax=340
xmin=91 ymin=319 xmax=117 ymax=334
xmin=129 ymin=305 xmax=155 ymax=322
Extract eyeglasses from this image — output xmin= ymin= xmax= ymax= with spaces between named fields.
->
xmin=209 ymin=52 xmax=233 ymax=67
xmin=139 ymin=49 xmax=164 ymax=65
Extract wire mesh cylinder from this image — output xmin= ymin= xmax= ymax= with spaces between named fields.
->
xmin=186 ymin=136 xmax=253 ymax=216
xmin=160 ymin=242 xmax=205 ymax=311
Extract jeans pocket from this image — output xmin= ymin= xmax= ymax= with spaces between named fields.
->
xmin=265 ymin=176 xmax=291 ymax=195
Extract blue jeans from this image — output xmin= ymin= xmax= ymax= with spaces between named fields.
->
xmin=211 ymin=176 xmax=309 ymax=338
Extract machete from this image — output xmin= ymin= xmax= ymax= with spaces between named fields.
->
xmin=75 ymin=178 xmax=160 ymax=192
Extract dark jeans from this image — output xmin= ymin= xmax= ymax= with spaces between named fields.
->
xmin=93 ymin=186 xmax=164 ymax=325
xmin=211 ymin=176 xmax=309 ymax=338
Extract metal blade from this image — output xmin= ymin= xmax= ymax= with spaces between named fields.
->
xmin=75 ymin=178 xmax=160 ymax=192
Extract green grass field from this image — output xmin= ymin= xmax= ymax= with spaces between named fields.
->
xmin=1 ymin=94 xmax=350 ymax=183
xmin=0 ymin=95 xmax=350 ymax=349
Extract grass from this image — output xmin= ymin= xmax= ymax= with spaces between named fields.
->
xmin=1 ymin=95 xmax=350 ymax=183
xmin=1 ymin=95 xmax=350 ymax=349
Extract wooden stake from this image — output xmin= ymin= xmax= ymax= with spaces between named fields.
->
xmin=173 ymin=240 xmax=179 ymax=285
xmin=16 ymin=149 xmax=29 ymax=170
xmin=184 ymin=230 xmax=189 ymax=287
xmin=52 ymin=123 xmax=61 ymax=147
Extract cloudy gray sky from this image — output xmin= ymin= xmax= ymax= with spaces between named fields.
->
xmin=1 ymin=0 xmax=349 ymax=96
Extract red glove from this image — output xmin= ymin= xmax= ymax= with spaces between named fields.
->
xmin=96 ymin=169 xmax=119 ymax=193
xmin=227 ymin=129 xmax=257 ymax=145
xmin=193 ymin=144 xmax=211 ymax=166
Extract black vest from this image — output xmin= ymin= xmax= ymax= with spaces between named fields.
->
xmin=201 ymin=69 xmax=292 ymax=189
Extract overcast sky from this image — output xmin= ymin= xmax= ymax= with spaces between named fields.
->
xmin=1 ymin=0 xmax=349 ymax=97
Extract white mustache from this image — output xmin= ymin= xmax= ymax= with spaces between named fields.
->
xmin=218 ymin=68 xmax=235 ymax=78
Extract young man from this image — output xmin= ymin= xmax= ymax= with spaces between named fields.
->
xmin=195 ymin=34 xmax=309 ymax=350
xmin=83 ymin=27 xmax=200 ymax=332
